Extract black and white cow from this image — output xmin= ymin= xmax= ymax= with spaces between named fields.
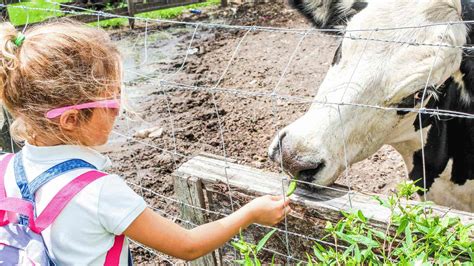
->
xmin=269 ymin=0 xmax=474 ymax=212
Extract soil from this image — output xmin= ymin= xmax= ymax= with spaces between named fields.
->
xmin=103 ymin=2 xmax=407 ymax=264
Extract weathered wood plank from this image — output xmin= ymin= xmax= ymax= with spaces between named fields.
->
xmin=174 ymin=175 xmax=218 ymax=265
xmin=176 ymin=154 xmax=474 ymax=226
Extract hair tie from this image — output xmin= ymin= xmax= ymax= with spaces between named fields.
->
xmin=13 ymin=33 xmax=26 ymax=47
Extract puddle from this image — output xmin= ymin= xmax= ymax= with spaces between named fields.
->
xmin=118 ymin=26 xmax=198 ymax=85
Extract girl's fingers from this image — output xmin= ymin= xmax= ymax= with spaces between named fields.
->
xmin=276 ymin=198 xmax=290 ymax=209
xmin=271 ymin=195 xmax=282 ymax=201
xmin=270 ymin=195 xmax=291 ymax=207
xmin=277 ymin=206 xmax=292 ymax=222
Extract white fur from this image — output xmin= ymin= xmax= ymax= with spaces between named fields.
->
xmin=426 ymin=160 xmax=474 ymax=212
xmin=452 ymin=70 xmax=472 ymax=106
xmin=270 ymin=0 xmax=471 ymax=211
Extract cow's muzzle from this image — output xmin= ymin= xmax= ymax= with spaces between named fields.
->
xmin=268 ymin=129 xmax=326 ymax=184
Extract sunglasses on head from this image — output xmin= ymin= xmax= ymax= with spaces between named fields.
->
xmin=45 ymin=99 xmax=121 ymax=119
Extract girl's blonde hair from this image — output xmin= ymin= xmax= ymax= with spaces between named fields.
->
xmin=0 ymin=21 xmax=121 ymax=144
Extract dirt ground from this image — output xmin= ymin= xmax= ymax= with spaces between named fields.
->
xmin=103 ymin=2 xmax=407 ymax=264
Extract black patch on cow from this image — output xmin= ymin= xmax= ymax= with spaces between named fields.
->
xmin=289 ymin=0 xmax=323 ymax=27
xmin=352 ymin=1 xmax=368 ymax=11
xmin=332 ymin=43 xmax=342 ymax=66
xmin=461 ymin=0 xmax=474 ymax=21
xmin=396 ymin=86 xmax=438 ymax=119
xmin=408 ymin=49 xmax=474 ymax=191
xmin=289 ymin=0 xmax=368 ymax=29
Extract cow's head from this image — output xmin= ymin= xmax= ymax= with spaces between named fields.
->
xmin=269 ymin=0 xmax=468 ymax=186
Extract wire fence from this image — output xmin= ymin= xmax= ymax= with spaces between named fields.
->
xmin=2 ymin=1 xmax=474 ymax=264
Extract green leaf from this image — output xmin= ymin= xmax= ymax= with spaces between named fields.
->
xmin=397 ymin=217 xmax=409 ymax=235
xmin=360 ymin=248 xmax=370 ymax=261
xmin=286 ymin=180 xmax=298 ymax=196
xmin=354 ymin=244 xmax=361 ymax=263
xmin=405 ymin=225 xmax=413 ymax=248
xmin=313 ymin=245 xmax=325 ymax=261
xmin=314 ymin=242 xmax=326 ymax=252
xmin=256 ymin=229 xmax=277 ymax=253
xmin=357 ymin=210 xmax=367 ymax=223
xmin=244 ymin=254 xmax=252 ymax=266
xmin=342 ymin=244 xmax=355 ymax=260
xmin=373 ymin=195 xmax=389 ymax=208
xmin=325 ymin=221 xmax=334 ymax=231
xmin=341 ymin=210 xmax=351 ymax=218
xmin=232 ymin=242 xmax=249 ymax=253
xmin=253 ymin=253 xmax=261 ymax=266
xmin=415 ymin=251 xmax=427 ymax=263
xmin=340 ymin=233 xmax=380 ymax=248
xmin=234 ymin=259 xmax=246 ymax=265
xmin=306 ymin=252 xmax=314 ymax=266
xmin=370 ymin=228 xmax=387 ymax=240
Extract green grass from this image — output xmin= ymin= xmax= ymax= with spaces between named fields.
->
xmin=6 ymin=0 xmax=220 ymax=27
xmin=7 ymin=0 xmax=221 ymax=28
xmin=91 ymin=0 xmax=220 ymax=28
xmin=7 ymin=0 xmax=69 ymax=26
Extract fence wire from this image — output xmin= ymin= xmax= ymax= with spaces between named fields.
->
xmin=2 ymin=3 xmax=474 ymax=265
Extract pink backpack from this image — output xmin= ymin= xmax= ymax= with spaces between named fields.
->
xmin=0 ymin=153 xmax=126 ymax=265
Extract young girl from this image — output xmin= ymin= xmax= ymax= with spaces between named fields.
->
xmin=0 ymin=21 xmax=290 ymax=264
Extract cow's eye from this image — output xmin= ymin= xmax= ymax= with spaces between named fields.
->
xmin=414 ymin=91 xmax=423 ymax=101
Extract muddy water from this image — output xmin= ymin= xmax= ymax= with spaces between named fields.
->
xmin=118 ymin=27 xmax=194 ymax=84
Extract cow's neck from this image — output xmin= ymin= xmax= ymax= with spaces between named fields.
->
xmin=389 ymin=30 xmax=474 ymax=211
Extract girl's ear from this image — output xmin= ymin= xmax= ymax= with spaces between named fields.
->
xmin=59 ymin=110 xmax=80 ymax=131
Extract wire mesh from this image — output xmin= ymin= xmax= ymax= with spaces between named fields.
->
xmin=1 ymin=2 xmax=473 ymax=265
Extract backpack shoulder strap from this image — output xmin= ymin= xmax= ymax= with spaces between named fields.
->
xmin=105 ymin=235 xmax=125 ymax=266
xmin=28 ymin=159 xmax=96 ymax=196
xmin=35 ymin=170 xmax=107 ymax=232
xmin=13 ymin=151 xmax=96 ymax=203
xmin=35 ymin=170 xmax=126 ymax=265
xmin=14 ymin=152 xmax=97 ymax=226
xmin=0 ymin=153 xmax=14 ymax=200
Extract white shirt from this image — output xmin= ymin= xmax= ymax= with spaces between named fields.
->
xmin=2 ymin=143 xmax=147 ymax=265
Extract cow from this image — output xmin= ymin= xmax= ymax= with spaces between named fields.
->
xmin=268 ymin=0 xmax=474 ymax=212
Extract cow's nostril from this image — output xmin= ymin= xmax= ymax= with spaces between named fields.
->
xmin=268 ymin=130 xmax=288 ymax=161
xmin=297 ymin=162 xmax=325 ymax=184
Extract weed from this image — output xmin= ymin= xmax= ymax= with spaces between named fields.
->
xmin=233 ymin=181 xmax=474 ymax=265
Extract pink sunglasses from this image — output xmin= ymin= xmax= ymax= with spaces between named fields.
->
xmin=45 ymin=99 xmax=121 ymax=119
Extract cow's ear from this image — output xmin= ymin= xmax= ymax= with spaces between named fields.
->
xmin=289 ymin=0 xmax=368 ymax=29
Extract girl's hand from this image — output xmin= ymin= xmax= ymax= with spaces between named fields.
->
xmin=244 ymin=195 xmax=291 ymax=226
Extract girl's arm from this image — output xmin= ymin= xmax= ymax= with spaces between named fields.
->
xmin=124 ymin=195 xmax=290 ymax=261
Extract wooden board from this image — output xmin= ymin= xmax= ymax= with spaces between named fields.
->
xmin=174 ymin=175 xmax=218 ymax=265
xmin=176 ymin=154 xmax=474 ymax=226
